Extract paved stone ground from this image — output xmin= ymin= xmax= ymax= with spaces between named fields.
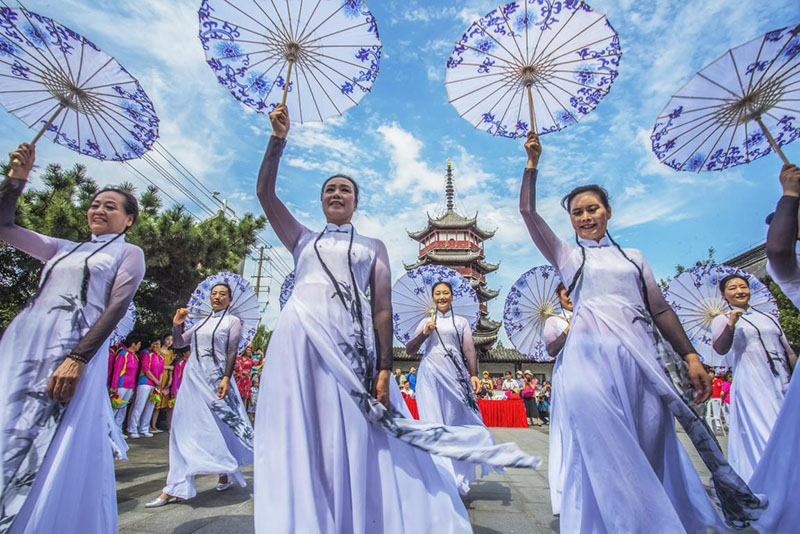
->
xmin=117 ymin=426 xmax=734 ymax=533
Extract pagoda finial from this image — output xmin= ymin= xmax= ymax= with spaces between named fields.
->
xmin=445 ymin=159 xmax=454 ymax=211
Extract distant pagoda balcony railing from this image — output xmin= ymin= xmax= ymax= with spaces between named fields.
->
xmin=418 ymin=240 xmax=483 ymax=256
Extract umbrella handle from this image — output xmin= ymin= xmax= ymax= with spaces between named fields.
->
xmin=527 ymin=85 xmax=536 ymax=134
xmin=754 ymin=116 xmax=790 ymax=166
xmin=31 ymin=103 xmax=67 ymax=146
xmin=281 ymin=60 xmax=295 ymax=107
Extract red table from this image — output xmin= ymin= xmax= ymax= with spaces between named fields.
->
xmin=403 ymin=398 xmax=528 ymax=428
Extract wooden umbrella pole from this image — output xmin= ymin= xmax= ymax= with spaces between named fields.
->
xmin=31 ymin=103 xmax=66 ymax=145
xmin=527 ymin=84 xmax=536 ymax=134
xmin=754 ymin=116 xmax=791 ymax=165
xmin=281 ymin=59 xmax=295 ymax=107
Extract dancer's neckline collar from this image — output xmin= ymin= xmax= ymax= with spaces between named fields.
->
xmin=577 ymin=234 xmax=610 ymax=248
xmin=324 ymin=223 xmax=353 ymax=233
xmin=91 ymin=232 xmax=126 ymax=243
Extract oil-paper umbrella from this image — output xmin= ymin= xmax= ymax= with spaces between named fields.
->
xmin=0 ymin=5 xmax=158 ymax=160
xmin=662 ymin=263 xmax=778 ymax=366
xmin=391 ymin=265 xmax=479 ymax=345
xmin=198 ymin=0 xmax=381 ymax=123
xmin=109 ymin=302 xmax=137 ymax=346
xmin=185 ymin=272 xmax=260 ymax=353
xmin=652 ymin=24 xmax=800 ymax=171
xmin=446 ymin=0 xmax=621 ymax=138
xmin=503 ymin=265 xmax=564 ymax=362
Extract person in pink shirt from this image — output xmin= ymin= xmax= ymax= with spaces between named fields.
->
xmin=107 ymin=343 xmax=121 ymax=389
xmin=109 ymin=336 xmax=142 ymax=434
xmin=126 ymin=338 xmax=164 ymax=438
xmin=720 ymin=370 xmax=732 ymax=428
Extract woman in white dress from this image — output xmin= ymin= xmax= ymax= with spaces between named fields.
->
xmin=405 ymin=281 xmax=495 ymax=495
xmin=519 ymin=132 xmax=765 ymax=532
xmin=0 ymin=143 xmax=145 ymax=533
xmin=146 ymin=283 xmax=253 ymax=507
xmin=711 ymin=274 xmax=794 ymax=482
xmin=253 ymin=105 xmax=538 ymax=534
xmin=542 ymin=281 xmax=572 ymax=516
xmin=748 ymin=162 xmax=800 ymax=533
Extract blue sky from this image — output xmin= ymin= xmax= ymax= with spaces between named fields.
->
xmin=2 ymin=0 xmax=799 ymax=344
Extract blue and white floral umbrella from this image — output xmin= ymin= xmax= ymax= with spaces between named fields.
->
xmin=185 ymin=272 xmax=260 ymax=353
xmin=198 ymin=0 xmax=381 ymax=123
xmin=0 ymin=6 xmax=158 ymax=160
xmin=662 ymin=264 xmax=779 ymax=365
xmin=652 ymin=24 xmax=799 ymax=171
xmin=279 ymin=271 xmax=295 ymax=310
xmin=445 ymin=0 xmax=621 ymax=138
xmin=392 ymin=265 xmax=480 ymax=345
xmin=504 ymin=265 xmax=564 ymax=362
xmin=109 ymin=302 xmax=136 ymax=347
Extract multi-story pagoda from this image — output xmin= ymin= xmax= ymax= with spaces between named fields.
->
xmin=406 ymin=160 xmax=502 ymax=354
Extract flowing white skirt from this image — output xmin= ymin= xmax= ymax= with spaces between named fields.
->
xmin=559 ymin=302 xmax=723 ymax=533
xmin=727 ymin=364 xmax=783 ymax=482
xmin=254 ymin=302 xmax=471 ymax=534
xmin=3 ymin=342 xmax=117 ymax=534
xmin=416 ymin=352 xmax=496 ymax=495
xmin=163 ymin=356 xmax=252 ymax=500
xmin=548 ymin=356 xmax=566 ymax=516
xmin=749 ymin=372 xmax=799 ymax=533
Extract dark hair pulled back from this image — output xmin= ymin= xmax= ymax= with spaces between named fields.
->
xmin=321 ymin=174 xmax=360 ymax=206
xmin=91 ymin=187 xmax=139 ymax=225
xmin=560 ymin=184 xmax=611 ymax=212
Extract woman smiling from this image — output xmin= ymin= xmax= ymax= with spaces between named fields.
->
xmin=711 ymin=274 xmax=795 ymax=482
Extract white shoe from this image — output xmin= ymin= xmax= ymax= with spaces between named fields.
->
xmin=122 ymin=433 xmax=128 ymax=439
xmin=142 ymin=431 xmax=154 ymax=438
xmin=216 ymin=481 xmax=231 ymax=492
xmin=150 ymin=428 xmax=163 ymax=434
xmin=145 ymin=496 xmax=178 ymax=508
xmin=128 ymin=433 xmax=140 ymax=439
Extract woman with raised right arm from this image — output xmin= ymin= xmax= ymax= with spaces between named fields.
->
xmin=518 ymin=132 xmax=765 ymax=532
xmin=253 ymin=105 xmax=538 ymax=534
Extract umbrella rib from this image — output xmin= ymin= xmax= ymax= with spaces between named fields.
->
xmin=498 ymin=3 xmax=525 ymax=60
xmin=208 ymin=46 xmax=283 ymax=62
xmin=535 ymin=85 xmax=560 ymax=130
xmin=728 ymin=49 xmax=747 ymax=97
xmin=471 ymin=81 xmax=521 ymax=129
xmin=75 ymin=102 xmax=81 ymax=154
xmin=524 ymin=1 xmax=529 ymax=60
xmin=656 ymin=102 xmax=734 ymax=119
xmin=296 ymin=59 xmax=323 ymax=121
xmin=545 ymin=52 xmax=620 ymax=68
xmin=297 ymin=1 xmax=348 ymax=45
xmin=493 ymin=82 xmax=521 ymax=133
xmin=245 ymin=57 xmax=287 ymax=102
xmin=286 ymin=0 xmax=294 ymax=38
xmin=296 ymin=0 xmax=323 ymax=41
xmin=547 ymin=73 xmax=605 ymax=90
xmin=303 ymin=21 xmax=374 ymax=47
xmin=470 ymin=18 xmax=525 ymax=71
xmin=78 ymin=57 xmax=114 ymax=90
xmin=450 ymin=75 xmax=512 ymax=111
xmin=0 ymin=39 xmax=59 ymax=81
xmin=749 ymin=31 xmax=800 ymax=96
xmin=659 ymin=107 xmax=729 ymax=138
xmin=298 ymin=57 xmax=357 ymax=107
xmin=696 ymin=72 xmax=742 ymax=100
xmin=266 ymin=0 xmax=296 ymax=42
xmin=457 ymin=42 xmax=522 ymax=69
xmin=539 ymin=82 xmax=579 ymax=124
xmin=541 ymin=30 xmax=619 ymax=66
xmin=694 ymin=120 xmax=734 ymax=172
xmin=529 ymin=3 xmax=552 ymax=62
xmin=752 ymin=61 xmax=800 ymax=103
xmin=303 ymin=49 xmax=379 ymax=73
xmin=745 ymin=33 xmax=769 ymax=94
xmin=74 ymin=33 xmax=86 ymax=86
xmin=47 ymin=16 xmax=75 ymax=84
xmin=309 ymin=57 xmax=373 ymax=96
xmin=6 ymin=93 xmax=58 ymax=115
xmin=207 ymin=9 xmax=284 ymax=43
xmin=0 ymin=7 xmax=65 ymax=78
xmin=52 ymin=103 xmax=71 ymax=145
xmin=445 ymin=71 xmax=508 ymax=84
xmin=297 ymin=56 xmax=343 ymax=116
xmin=660 ymin=121 xmax=727 ymax=168
xmin=532 ymin=6 xmax=584 ymax=64
xmin=719 ymin=115 xmax=742 ymax=171
xmin=14 ymin=7 xmax=72 ymax=81
xmin=293 ymin=56 xmax=304 ymax=123
xmin=78 ymin=79 xmax=137 ymax=93
xmin=25 ymin=99 xmax=60 ymax=129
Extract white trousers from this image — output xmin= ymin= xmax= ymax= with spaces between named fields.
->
xmin=113 ymin=387 xmax=134 ymax=432
xmin=127 ymin=384 xmax=154 ymax=434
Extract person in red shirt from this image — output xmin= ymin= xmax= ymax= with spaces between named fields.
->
xmin=704 ymin=368 xmax=724 ymax=433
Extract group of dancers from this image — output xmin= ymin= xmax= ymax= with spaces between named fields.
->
xmin=0 ymin=106 xmax=798 ymax=533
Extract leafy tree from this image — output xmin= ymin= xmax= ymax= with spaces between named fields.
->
xmin=251 ymin=324 xmax=273 ymax=352
xmin=766 ymin=277 xmax=800 ymax=352
xmin=0 ymin=162 xmax=267 ymax=341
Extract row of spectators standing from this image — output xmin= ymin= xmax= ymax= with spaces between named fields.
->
xmin=107 ymin=334 xmax=265 ymax=438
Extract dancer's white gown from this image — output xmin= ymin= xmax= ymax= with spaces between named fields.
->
xmin=0 ymin=175 xmax=144 ymax=534
xmin=543 ymin=313 xmax=570 ymax=516
xmin=164 ymin=311 xmax=253 ymax=499
xmin=412 ymin=311 xmax=497 ymax=495
xmin=711 ymin=310 xmax=790 ymax=482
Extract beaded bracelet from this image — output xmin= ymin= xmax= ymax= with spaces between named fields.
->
xmin=67 ymin=352 xmax=89 ymax=364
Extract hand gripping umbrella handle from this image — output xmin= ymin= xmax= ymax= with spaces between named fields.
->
xmin=754 ymin=116 xmax=791 ymax=165
xmin=527 ymin=85 xmax=536 ymax=134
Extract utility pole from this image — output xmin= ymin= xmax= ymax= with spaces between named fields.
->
xmin=253 ymin=246 xmax=265 ymax=298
